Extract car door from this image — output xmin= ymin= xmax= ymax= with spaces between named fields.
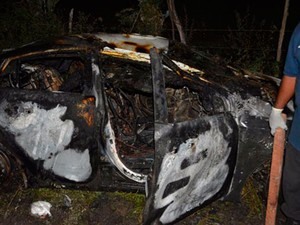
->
xmin=0 ymin=52 xmax=99 ymax=183
xmin=142 ymin=49 xmax=239 ymax=224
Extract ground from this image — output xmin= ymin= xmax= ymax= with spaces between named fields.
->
xmin=0 ymin=162 xmax=287 ymax=225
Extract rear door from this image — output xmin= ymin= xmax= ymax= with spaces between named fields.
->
xmin=0 ymin=53 xmax=98 ymax=182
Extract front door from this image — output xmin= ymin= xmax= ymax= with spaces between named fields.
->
xmin=143 ymin=49 xmax=238 ymax=224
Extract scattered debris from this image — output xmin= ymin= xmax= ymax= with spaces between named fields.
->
xmin=63 ymin=194 xmax=72 ymax=208
xmin=30 ymin=201 xmax=52 ymax=218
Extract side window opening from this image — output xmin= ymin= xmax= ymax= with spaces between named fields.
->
xmin=1 ymin=56 xmax=86 ymax=93
xmin=18 ymin=64 xmax=63 ymax=91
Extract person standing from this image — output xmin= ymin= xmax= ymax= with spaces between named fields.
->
xmin=269 ymin=22 xmax=300 ymax=225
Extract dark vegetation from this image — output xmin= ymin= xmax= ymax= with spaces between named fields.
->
xmin=0 ymin=0 xmax=287 ymax=76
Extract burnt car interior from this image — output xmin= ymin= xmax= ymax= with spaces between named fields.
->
xmin=0 ymin=44 xmax=231 ymax=186
xmin=0 ymin=48 xmax=155 ymax=188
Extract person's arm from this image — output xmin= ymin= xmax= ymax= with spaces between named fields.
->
xmin=269 ymin=75 xmax=296 ymax=135
xmin=274 ymin=75 xmax=296 ymax=109
xmin=269 ymin=23 xmax=300 ymax=135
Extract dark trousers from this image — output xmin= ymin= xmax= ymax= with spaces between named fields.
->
xmin=281 ymin=142 xmax=300 ymax=220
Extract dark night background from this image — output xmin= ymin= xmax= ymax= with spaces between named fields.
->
xmin=56 ymin=0 xmax=300 ymax=30
xmin=56 ymin=0 xmax=300 ymax=56
xmin=1 ymin=0 xmax=300 ymax=75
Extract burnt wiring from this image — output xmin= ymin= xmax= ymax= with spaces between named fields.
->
xmin=104 ymin=83 xmax=210 ymax=159
xmin=105 ymin=87 xmax=155 ymax=158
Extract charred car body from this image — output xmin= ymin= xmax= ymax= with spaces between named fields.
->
xmin=0 ymin=33 xmax=289 ymax=224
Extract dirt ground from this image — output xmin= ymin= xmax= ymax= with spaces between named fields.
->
xmin=0 ymin=164 xmax=287 ymax=225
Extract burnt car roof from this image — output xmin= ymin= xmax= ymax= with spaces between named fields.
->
xmin=0 ymin=33 xmax=168 ymax=63
xmin=0 ymin=32 xmax=279 ymax=101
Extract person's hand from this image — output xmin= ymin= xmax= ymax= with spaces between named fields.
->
xmin=269 ymin=107 xmax=287 ymax=135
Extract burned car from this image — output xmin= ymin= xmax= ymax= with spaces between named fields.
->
xmin=0 ymin=33 xmax=288 ymax=224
